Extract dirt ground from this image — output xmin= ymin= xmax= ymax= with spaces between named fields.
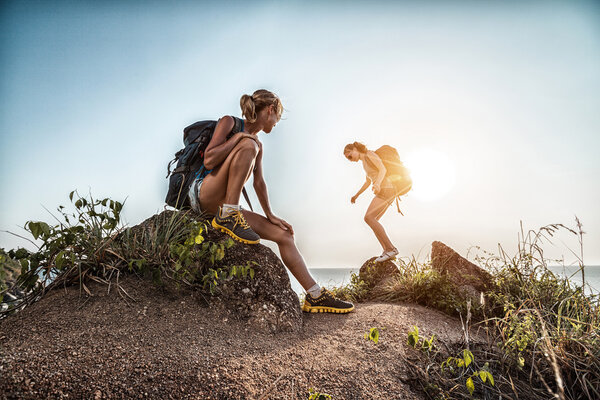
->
xmin=0 ymin=274 xmax=469 ymax=400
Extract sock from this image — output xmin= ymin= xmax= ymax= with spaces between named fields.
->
xmin=221 ymin=203 xmax=241 ymax=215
xmin=307 ymin=283 xmax=322 ymax=298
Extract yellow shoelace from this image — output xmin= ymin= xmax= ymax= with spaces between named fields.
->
xmin=232 ymin=211 xmax=250 ymax=229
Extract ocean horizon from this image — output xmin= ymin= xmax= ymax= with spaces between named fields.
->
xmin=289 ymin=265 xmax=600 ymax=295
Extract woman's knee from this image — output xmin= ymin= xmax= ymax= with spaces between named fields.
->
xmin=235 ymin=138 xmax=260 ymax=156
xmin=274 ymin=229 xmax=294 ymax=246
xmin=364 ymin=214 xmax=376 ymax=225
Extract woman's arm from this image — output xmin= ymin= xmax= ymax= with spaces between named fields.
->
xmin=203 ymin=116 xmax=258 ymax=170
xmin=351 ymin=179 xmax=371 ymax=203
xmin=252 ymin=146 xmax=294 ymax=233
xmin=366 ymin=151 xmax=387 ymax=193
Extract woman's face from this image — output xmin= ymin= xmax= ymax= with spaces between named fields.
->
xmin=259 ymin=104 xmax=280 ymax=133
xmin=344 ymin=148 xmax=360 ymax=162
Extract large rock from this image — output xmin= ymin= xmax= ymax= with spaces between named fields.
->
xmin=359 ymin=257 xmax=399 ymax=294
xmin=124 ymin=210 xmax=303 ymax=333
xmin=431 ymin=241 xmax=492 ymax=294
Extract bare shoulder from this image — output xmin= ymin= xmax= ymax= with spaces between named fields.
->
xmin=216 ymin=115 xmax=235 ymax=131
xmin=365 ymin=150 xmax=382 ymax=163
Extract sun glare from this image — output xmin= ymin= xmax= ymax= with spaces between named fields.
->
xmin=403 ymin=148 xmax=456 ymax=202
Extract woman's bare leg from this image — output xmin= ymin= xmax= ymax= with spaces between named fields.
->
xmin=198 ymin=138 xmax=316 ymax=289
xmin=364 ymin=196 xmax=395 ymax=252
xmin=199 ymin=138 xmax=259 ymax=214
xmin=242 ymin=210 xmax=317 ymax=291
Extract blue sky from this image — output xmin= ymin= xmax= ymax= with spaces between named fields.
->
xmin=1 ymin=0 xmax=599 ymax=266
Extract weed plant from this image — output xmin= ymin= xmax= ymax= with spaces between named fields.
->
xmin=0 ymin=191 xmax=253 ymax=317
xmin=330 ymin=219 xmax=598 ymax=400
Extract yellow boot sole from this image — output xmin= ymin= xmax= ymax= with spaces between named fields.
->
xmin=211 ymin=218 xmax=260 ymax=245
xmin=302 ymin=303 xmax=355 ymax=314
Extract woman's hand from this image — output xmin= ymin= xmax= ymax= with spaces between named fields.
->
xmin=351 ymin=194 xmax=358 ymax=204
xmin=267 ymin=214 xmax=294 ymax=235
xmin=372 ymin=183 xmax=381 ymax=195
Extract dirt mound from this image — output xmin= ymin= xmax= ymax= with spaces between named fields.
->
xmin=0 ymin=274 xmax=471 ymax=399
xmin=122 ymin=210 xmax=303 ymax=333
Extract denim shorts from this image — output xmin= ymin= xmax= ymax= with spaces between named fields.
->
xmin=376 ymin=187 xmax=398 ymax=201
xmin=188 ymin=177 xmax=204 ymax=213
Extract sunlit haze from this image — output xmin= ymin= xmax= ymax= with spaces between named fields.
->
xmin=1 ymin=1 xmax=599 ymax=267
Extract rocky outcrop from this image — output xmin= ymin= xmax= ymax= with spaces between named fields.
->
xmin=359 ymin=257 xmax=399 ymax=293
xmin=431 ymin=241 xmax=493 ymax=306
xmin=430 ymin=241 xmax=492 ymax=292
xmin=129 ymin=210 xmax=303 ymax=333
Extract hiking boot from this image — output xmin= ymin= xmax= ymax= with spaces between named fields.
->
xmin=211 ymin=207 xmax=260 ymax=244
xmin=302 ymin=289 xmax=355 ymax=314
xmin=375 ymin=248 xmax=399 ymax=263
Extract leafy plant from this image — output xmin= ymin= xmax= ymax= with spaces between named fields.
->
xmin=441 ymin=349 xmax=495 ymax=395
xmin=364 ymin=327 xmax=381 ymax=344
xmin=1 ymin=191 xmax=258 ymax=318
xmin=407 ymin=325 xmax=436 ymax=352
xmin=307 ymin=388 xmax=332 ymax=400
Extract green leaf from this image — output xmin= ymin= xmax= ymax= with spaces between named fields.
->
xmin=69 ymin=191 xmax=75 ymax=201
xmin=407 ymin=333 xmax=417 ymax=348
xmin=466 ymin=377 xmax=475 ymax=395
xmin=249 ymin=268 xmax=255 ymax=279
xmin=55 ymin=251 xmax=65 ymax=269
xmin=517 ymin=356 xmax=525 ymax=369
xmin=488 ymin=372 xmax=495 ymax=386
xmin=370 ymin=328 xmax=379 ymax=344
xmin=479 ymin=370 xmax=487 ymax=383
xmin=75 ymin=199 xmax=83 ymax=209
xmin=463 ymin=349 xmax=473 ymax=367
xmin=39 ymin=222 xmax=51 ymax=237
xmin=194 ymin=234 xmax=204 ymax=244
xmin=14 ymin=248 xmax=29 ymax=259
xmin=28 ymin=222 xmax=41 ymax=240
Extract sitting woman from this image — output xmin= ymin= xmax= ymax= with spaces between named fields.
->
xmin=189 ymin=89 xmax=354 ymax=314
xmin=344 ymin=142 xmax=412 ymax=263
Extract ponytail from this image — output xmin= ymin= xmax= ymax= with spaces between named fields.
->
xmin=240 ymin=89 xmax=283 ymax=123
xmin=240 ymin=94 xmax=257 ymax=123
xmin=344 ymin=141 xmax=368 ymax=154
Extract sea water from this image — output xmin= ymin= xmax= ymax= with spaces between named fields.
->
xmin=288 ymin=266 xmax=600 ymax=295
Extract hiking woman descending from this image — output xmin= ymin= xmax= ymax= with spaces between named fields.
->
xmin=190 ymin=89 xmax=353 ymax=314
xmin=344 ymin=142 xmax=412 ymax=263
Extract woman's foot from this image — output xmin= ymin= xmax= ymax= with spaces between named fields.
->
xmin=212 ymin=206 xmax=260 ymax=244
xmin=375 ymin=248 xmax=399 ymax=263
xmin=302 ymin=289 xmax=355 ymax=314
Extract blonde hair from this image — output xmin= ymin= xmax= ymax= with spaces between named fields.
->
xmin=344 ymin=142 xmax=368 ymax=154
xmin=240 ymin=89 xmax=283 ymax=123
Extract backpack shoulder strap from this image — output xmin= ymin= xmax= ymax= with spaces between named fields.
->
xmin=230 ymin=116 xmax=245 ymax=135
